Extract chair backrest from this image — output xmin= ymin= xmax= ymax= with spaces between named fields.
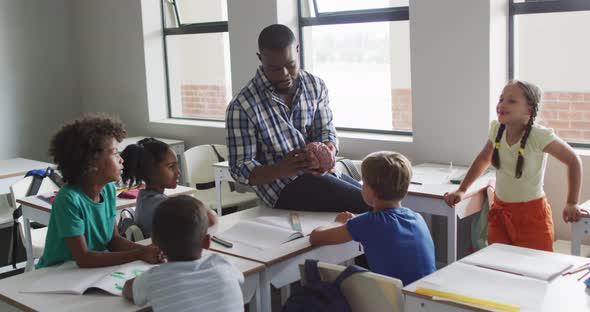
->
xmin=299 ymin=262 xmax=404 ymax=312
xmin=9 ymin=176 xmax=60 ymax=209
xmin=182 ymin=144 xmax=228 ymax=185
xmin=335 ymin=159 xmax=362 ymax=181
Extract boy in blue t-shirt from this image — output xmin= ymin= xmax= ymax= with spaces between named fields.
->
xmin=310 ymin=151 xmax=436 ymax=285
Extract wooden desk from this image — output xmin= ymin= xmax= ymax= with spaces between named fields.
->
xmin=0 ymin=249 xmax=264 ymax=312
xmin=16 ymin=186 xmax=196 ymax=272
xmin=0 ymin=158 xmax=54 ymax=180
xmin=214 ymin=162 xmax=494 ymax=265
xmin=210 ymin=206 xmax=362 ymax=312
xmin=402 ymin=163 xmax=494 ymax=265
xmin=0 ymin=158 xmax=54 ymax=196
xmin=403 ymin=244 xmax=590 ymax=312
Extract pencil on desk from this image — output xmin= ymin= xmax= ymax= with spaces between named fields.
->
xmin=563 ymin=262 xmax=590 ymax=276
xmin=415 ymin=287 xmax=519 ymax=312
xmin=577 ymin=269 xmax=590 ymax=281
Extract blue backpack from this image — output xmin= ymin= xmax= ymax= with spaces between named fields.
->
xmin=282 ymin=259 xmax=368 ymax=312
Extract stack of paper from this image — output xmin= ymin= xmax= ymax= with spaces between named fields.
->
xmin=460 ymin=243 xmax=574 ymax=281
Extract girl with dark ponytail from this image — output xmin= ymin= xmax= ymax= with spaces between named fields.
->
xmin=121 ymin=138 xmax=181 ymax=237
xmin=445 ymin=80 xmax=583 ymax=252
xmin=121 ymin=138 xmax=218 ymax=237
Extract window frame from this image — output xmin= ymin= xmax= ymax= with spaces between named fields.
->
xmin=298 ymin=0 xmax=412 ymax=136
xmin=509 ymin=0 xmax=590 ymax=148
xmin=161 ymin=0 xmax=230 ymax=123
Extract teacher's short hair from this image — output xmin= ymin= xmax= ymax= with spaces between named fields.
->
xmin=258 ymin=24 xmax=296 ymax=51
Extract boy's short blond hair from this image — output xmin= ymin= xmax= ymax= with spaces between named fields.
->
xmin=361 ymin=151 xmax=413 ymax=201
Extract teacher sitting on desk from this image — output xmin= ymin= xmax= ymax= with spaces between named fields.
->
xmin=226 ymin=24 xmax=367 ymax=213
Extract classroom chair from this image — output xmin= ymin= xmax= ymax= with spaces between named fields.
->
xmin=182 ymin=144 xmax=257 ymax=213
xmin=0 ymin=196 xmax=14 ymax=230
xmin=8 ymin=176 xmax=59 ymax=265
xmin=298 ymin=261 xmax=404 ymax=312
xmin=335 ymin=159 xmax=362 ymax=181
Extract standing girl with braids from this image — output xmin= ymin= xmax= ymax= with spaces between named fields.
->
xmin=445 ymin=80 xmax=583 ymax=251
xmin=121 ymin=138 xmax=217 ymax=238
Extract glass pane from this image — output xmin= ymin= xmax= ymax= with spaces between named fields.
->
xmin=163 ymin=0 xmax=227 ymax=27
xmin=315 ymin=0 xmax=408 ymax=13
xmin=512 ymin=0 xmax=560 ymax=3
xmin=303 ymin=21 xmax=412 ymax=132
xmin=515 ymin=11 xmax=590 ymax=144
xmin=165 ymin=33 xmax=232 ymax=120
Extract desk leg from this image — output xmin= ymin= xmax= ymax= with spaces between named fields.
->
xmin=447 ymin=209 xmax=457 ymax=264
xmin=260 ymin=270 xmax=272 ymax=312
xmin=249 ymin=286 xmax=261 ymax=312
xmin=23 ymin=217 xmax=34 ymax=272
xmin=571 ymin=221 xmax=585 ymax=256
xmin=214 ymin=169 xmax=223 ymax=216
xmin=280 ymin=285 xmax=291 ymax=305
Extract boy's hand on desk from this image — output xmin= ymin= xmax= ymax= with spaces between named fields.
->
xmin=335 ymin=212 xmax=354 ymax=223
xmin=563 ymin=203 xmax=582 ymax=223
xmin=444 ymin=191 xmax=465 ymax=208
xmin=137 ymin=244 xmax=166 ymax=264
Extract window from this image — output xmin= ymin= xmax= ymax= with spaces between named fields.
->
xmin=299 ymin=0 xmax=412 ymax=134
xmin=162 ymin=0 xmax=232 ymax=121
xmin=510 ymin=0 xmax=590 ymax=146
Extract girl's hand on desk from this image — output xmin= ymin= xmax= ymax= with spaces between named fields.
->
xmin=563 ymin=203 xmax=582 ymax=223
xmin=444 ymin=191 xmax=465 ymax=208
xmin=137 ymin=244 xmax=166 ymax=264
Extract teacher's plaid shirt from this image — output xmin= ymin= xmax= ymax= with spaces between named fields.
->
xmin=226 ymin=67 xmax=338 ymax=208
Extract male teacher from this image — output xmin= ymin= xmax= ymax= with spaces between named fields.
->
xmin=226 ymin=24 xmax=367 ymax=213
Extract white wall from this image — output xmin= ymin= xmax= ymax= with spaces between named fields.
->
xmin=71 ymin=0 xmax=589 ymax=241
xmin=0 ymin=0 xmax=81 ymax=161
xmin=227 ymin=0 xmax=279 ymax=95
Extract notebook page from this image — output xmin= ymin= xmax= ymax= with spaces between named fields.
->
xmin=21 ymin=262 xmax=109 ymax=295
xmin=415 ymin=262 xmax=548 ymax=311
xmin=460 ymin=244 xmax=574 ymax=281
xmin=91 ymin=261 xmax=155 ymax=296
xmin=217 ymin=220 xmax=299 ymax=249
xmin=255 ymin=215 xmax=330 ymax=235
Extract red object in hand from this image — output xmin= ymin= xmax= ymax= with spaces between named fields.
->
xmin=304 ymin=142 xmax=335 ymax=172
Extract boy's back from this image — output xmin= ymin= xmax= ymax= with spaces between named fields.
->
xmin=346 ymin=207 xmax=436 ymax=285
xmin=132 ymin=253 xmax=244 ymax=312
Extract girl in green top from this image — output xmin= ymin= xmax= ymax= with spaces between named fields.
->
xmin=37 ymin=114 xmax=164 ymax=268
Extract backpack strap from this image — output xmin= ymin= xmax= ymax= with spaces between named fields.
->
xmin=47 ymin=168 xmax=65 ymax=188
xmin=304 ymin=259 xmax=322 ymax=283
xmin=210 ymin=145 xmax=236 ymax=192
xmin=119 ymin=208 xmax=136 ymax=221
xmin=332 ymin=264 xmax=368 ymax=288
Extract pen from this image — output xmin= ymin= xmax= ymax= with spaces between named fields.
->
xmin=212 ymin=235 xmax=233 ymax=248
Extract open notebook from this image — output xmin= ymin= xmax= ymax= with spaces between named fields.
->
xmin=414 ymin=261 xmax=549 ymax=311
xmin=21 ymin=260 xmax=154 ymax=296
xmin=216 ymin=215 xmax=328 ymax=250
xmin=460 ymin=243 xmax=574 ymax=281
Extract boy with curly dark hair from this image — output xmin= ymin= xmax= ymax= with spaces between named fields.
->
xmin=36 ymin=113 xmax=164 ymax=269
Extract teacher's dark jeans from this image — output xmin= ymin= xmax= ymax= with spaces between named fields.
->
xmin=274 ymin=173 xmax=369 ymax=213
